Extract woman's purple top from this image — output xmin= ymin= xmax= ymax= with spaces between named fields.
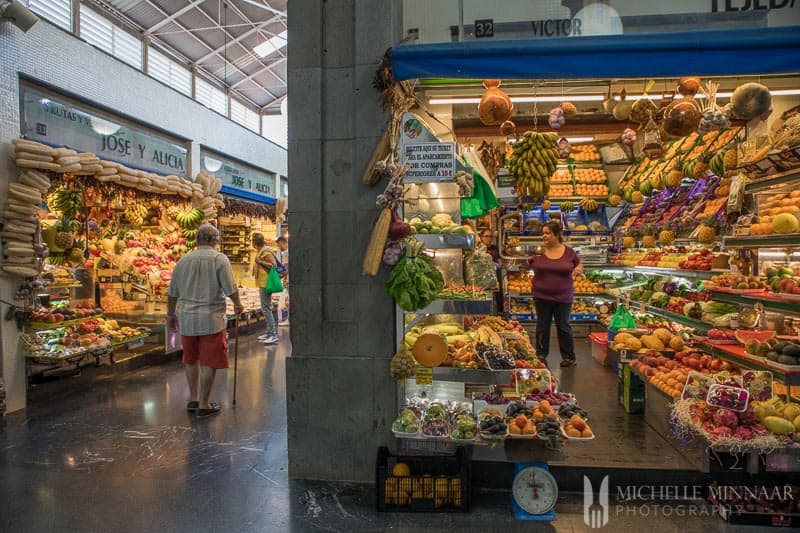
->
xmin=529 ymin=247 xmax=580 ymax=304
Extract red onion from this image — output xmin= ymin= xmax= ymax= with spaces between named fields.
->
xmin=388 ymin=210 xmax=411 ymax=241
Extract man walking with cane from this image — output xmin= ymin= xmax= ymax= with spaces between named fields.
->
xmin=168 ymin=224 xmax=244 ymax=418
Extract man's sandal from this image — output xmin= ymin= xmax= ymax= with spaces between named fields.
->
xmin=196 ymin=403 xmax=221 ymax=418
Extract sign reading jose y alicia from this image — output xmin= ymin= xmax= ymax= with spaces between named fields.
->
xmin=21 ymin=87 xmax=188 ymax=177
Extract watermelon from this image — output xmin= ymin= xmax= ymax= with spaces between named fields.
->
xmin=734 ymin=330 xmax=776 ymax=345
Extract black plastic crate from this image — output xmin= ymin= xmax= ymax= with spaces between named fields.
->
xmin=375 ymin=446 xmax=470 ymax=512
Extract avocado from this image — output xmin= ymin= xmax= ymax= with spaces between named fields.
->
xmin=777 ymin=355 xmax=799 ymax=365
xmin=782 ymin=344 xmax=800 ymax=357
xmin=773 ymin=341 xmax=789 ymax=353
xmin=756 ymin=343 xmax=771 ymax=357
xmin=766 ymin=351 xmax=780 ymax=362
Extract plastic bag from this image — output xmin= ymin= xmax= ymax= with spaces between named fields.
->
xmin=609 ymin=304 xmax=636 ymax=331
xmin=464 ymin=248 xmax=498 ymax=290
xmin=266 ymin=266 xmax=284 ymax=293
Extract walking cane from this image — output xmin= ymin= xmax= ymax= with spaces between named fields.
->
xmin=232 ymin=314 xmax=240 ymax=406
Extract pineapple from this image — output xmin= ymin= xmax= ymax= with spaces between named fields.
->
xmin=666 ymin=170 xmax=683 ymax=188
xmin=642 ymin=224 xmax=656 ymax=248
xmin=658 ymin=227 xmax=675 ymax=246
xmin=631 ymin=191 xmax=644 ymax=204
xmin=623 ymin=236 xmax=636 ymax=249
xmin=723 ymin=148 xmax=737 ymax=170
xmin=697 ymin=216 xmax=719 ymax=244
xmin=694 ymin=154 xmax=711 ymax=179
xmin=54 ymin=216 xmax=75 ymax=249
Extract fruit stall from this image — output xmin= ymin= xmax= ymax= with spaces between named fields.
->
xmin=3 ymin=138 xmax=275 ymax=378
xmin=360 ymin=66 xmax=800 ymax=515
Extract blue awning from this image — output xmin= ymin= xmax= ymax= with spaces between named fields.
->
xmin=390 ymin=27 xmax=800 ymax=80
xmin=221 ymin=185 xmax=276 ymax=205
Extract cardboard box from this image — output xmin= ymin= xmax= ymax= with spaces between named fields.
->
xmin=618 ymin=364 xmax=646 ymax=414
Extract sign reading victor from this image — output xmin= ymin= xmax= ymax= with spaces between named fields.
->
xmin=403 ymin=142 xmax=456 ymax=182
xmin=21 ymin=88 xmax=187 ymax=176
xmin=201 ymin=153 xmax=275 ymax=196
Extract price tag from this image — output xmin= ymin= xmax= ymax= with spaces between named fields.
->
xmin=415 ymin=367 xmax=433 ymax=385
xmin=639 ymin=302 xmax=646 ymax=314
xmin=618 ymin=349 xmax=629 ymax=363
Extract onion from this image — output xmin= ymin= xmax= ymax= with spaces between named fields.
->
xmin=389 ymin=210 xmax=411 ymax=241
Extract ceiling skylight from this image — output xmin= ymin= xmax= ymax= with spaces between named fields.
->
xmin=253 ymin=30 xmax=287 ymax=58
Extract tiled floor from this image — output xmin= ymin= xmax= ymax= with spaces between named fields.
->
xmin=0 ymin=331 xmax=774 ymax=532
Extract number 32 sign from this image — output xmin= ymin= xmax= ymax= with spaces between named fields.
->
xmin=475 ymin=19 xmax=494 ymax=38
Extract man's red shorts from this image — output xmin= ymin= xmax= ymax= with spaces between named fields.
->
xmin=181 ymin=330 xmax=229 ymax=369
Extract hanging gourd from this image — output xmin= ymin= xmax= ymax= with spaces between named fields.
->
xmin=629 ymin=80 xmax=658 ymax=126
xmin=613 ymin=88 xmax=632 ymax=121
xmin=662 ymin=76 xmax=702 ymax=137
xmin=730 ymin=82 xmax=772 ymax=121
xmin=478 ymin=79 xmax=513 ymax=126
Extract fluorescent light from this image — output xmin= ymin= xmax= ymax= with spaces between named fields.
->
xmin=759 ymin=251 xmax=800 ymax=258
xmin=253 ymin=30 xmax=287 ymax=58
xmin=429 ymin=89 xmax=800 ymax=107
xmin=565 ymin=136 xmax=594 ymax=143
xmin=429 ymin=95 xmax=604 ymax=105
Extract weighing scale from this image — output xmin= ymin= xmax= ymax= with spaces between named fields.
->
xmin=510 ymin=462 xmax=558 ymax=521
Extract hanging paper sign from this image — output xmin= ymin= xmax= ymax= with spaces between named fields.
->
xmin=403 ymin=142 xmax=456 ymax=183
xmin=21 ymin=87 xmax=188 ymax=176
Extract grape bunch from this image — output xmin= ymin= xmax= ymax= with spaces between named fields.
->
xmin=476 ymin=342 xmax=515 ymax=370
xmin=472 ymin=391 xmax=511 ymax=404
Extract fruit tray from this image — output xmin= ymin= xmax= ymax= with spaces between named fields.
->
xmin=706 ymin=339 xmax=741 ymax=345
xmin=560 ymin=425 xmax=595 ymax=441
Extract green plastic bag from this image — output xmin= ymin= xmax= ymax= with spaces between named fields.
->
xmin=461 ymin=169 xmax=499 ymax=219
xmin=266 ymin=266 xmax=284 ymax=293
xmin=609 ymin=304 xmax=636 ymax=331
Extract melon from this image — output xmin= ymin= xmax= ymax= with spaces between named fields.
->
xmin=412 ymin=334 xmax=448 ymax=367
xmin=772 ymin=213 xmax=799 ymax=234
xmin=734 ymin=330 xmax=776 ymax=345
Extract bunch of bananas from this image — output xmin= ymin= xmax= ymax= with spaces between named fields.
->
xmin=709 ymin=149 xmax=727 ymax=177
xmin=124 ymin=203 xmax=149 ymax=226
xmin=176 ymin=208 xmax=204 ymax=229
xmin=559 ymin=200 xmax=574 ymax=212
xmin=48 ymin=187 xmax=83 ymax=218
xmin=507 ymin=131 xmax=559 ymax=199
xmin=578 ymin=198 xmax=599 ymax=212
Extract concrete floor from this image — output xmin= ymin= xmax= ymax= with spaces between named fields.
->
xmin=0 ymin=329 xmax=779 ymax=532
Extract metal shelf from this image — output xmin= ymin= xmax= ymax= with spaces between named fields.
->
xmin=722 ymin=235 xmax=800 ymax=248
xmin=643 ymin=304 xmax=712 ymax=332
xmin=629 ymin=266 xmax=719 ymax=280
xmin=698 ymin=342 xmax=800 ymax=386
xmin=432 ymin=367 xmax=514 ymax=384
xmin=743 ymin=168 xmax=800 ymax=194
xmin=708 ymin=291 xmax=800 ymax=316
xmin=408 ymin=299 xmax=495 ymax=315
xmin=415 ymin=233 xmax=475 ymax=249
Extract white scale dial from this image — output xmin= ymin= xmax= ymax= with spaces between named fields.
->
xmin=512 ymin=466 xmax=559 ymax=515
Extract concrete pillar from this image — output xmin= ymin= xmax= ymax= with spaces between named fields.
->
xmin=0 ymin=28 xmax=26 ymax=413
xmin=286 ymin=0 xmax=404 ymax=481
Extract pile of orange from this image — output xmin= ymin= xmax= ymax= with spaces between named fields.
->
xmin=564 ymin=415 xmax=593 ymax=438
xmin=570 ymin=145 xmax=601 ymax=162
xmin=575 ymin=183 xmax=609 ymax=197
xmin=550 ymin=169 xmax=572 ymax=183
xmin=574 ymin=168 xmax=607 ymax=183
xmin=549 ymin=184 xmax=574 ymax=197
